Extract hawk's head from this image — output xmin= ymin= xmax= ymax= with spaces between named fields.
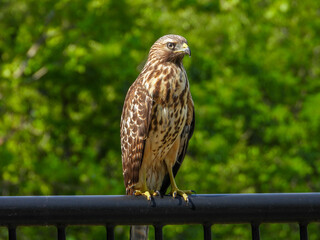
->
xmin=148 ymin=34 xmax=191 ymax=63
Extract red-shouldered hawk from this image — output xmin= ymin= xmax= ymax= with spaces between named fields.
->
xmin=121 ymin=34 xmax=194 ymax=200
xmin=120 ymin=34 xmax=194 ymax=240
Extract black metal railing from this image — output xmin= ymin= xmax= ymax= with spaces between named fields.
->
xmin=1 ymin=193 xmax=320 ymax=240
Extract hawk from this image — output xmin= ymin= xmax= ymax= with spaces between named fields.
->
xmin=120 ymin=34 xmax=195 ymax=203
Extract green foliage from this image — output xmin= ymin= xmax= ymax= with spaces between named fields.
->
xmin=1 ymin=0 xmax=320 ymax=238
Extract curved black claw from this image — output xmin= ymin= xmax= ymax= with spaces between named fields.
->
xmin=173 ymin=191 xmax=177 ymax=198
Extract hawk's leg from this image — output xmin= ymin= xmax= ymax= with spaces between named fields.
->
xmin=133 ymin=138 xmax=159 ymax=200
xmin=165 ymin=138 xmax=193 ymax=202
xmin=166 ymin=164 xmax=193 ymax=202
xmin=134 ymin=167 xmax=152 ymax=200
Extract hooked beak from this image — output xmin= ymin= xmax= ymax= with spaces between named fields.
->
xmin=175 ymin=42 xmax=191 ymax=56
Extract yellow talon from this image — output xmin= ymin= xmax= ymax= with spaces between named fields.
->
xmin=182 ymin=193 xmax=188 ymax=202
xmin=152 ymin=191 xmax=160 ymax=196
xmin=171 ymin=188 xmax=193 ymax=202
xmin=164 ymin=143 xmax=194 ymax=203
xmin=134 ymin=190 xmax=151 ymax=201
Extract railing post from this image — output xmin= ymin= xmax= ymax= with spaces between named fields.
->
xmin=106 ymin=225 xmax=115 ymax=240
xmin=299 ymin=223 xmax=308 ymax=240
xmin=57 ymin=225 xmax=66 ymax=240
xmin=154 ymin=224 xmax=163 ymax=240
xmin=203 ymin=223 xmax=212 ymax=240
xmin=251 ymin=223 xmax=260 ymax=240
xmin=8 ymin=226 xmax=16 ymax=240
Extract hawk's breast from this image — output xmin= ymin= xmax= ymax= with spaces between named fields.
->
xmin=143 ymin=64 xmax=189 ymax=190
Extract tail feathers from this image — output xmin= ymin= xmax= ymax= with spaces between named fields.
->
xmin=130 ymin=225 xmax=149 ymax=240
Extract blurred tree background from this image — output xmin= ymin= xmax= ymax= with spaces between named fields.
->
xmin=1 ymin=0 xmax=320 ymax=239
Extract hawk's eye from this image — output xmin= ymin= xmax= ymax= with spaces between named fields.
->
xmin=167 ymin=42 xmax=175 ymax=50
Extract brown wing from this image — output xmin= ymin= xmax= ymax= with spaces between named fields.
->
xmin=120 ymin=81 xmax=153 ymax=195
xmin=160 ymin=94 xmax=195 ymax=195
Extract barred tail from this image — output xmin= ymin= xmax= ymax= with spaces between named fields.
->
xmin=130 ymin=225 xmax=149 ymax=240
